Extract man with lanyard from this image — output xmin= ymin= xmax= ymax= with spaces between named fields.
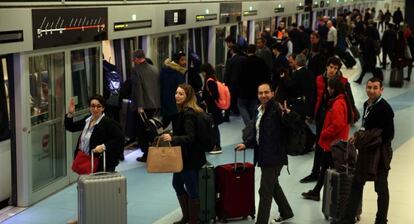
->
xmin=340 ymin=77 xmax=394 ymax=224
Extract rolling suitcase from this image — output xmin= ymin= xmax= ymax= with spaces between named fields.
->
xmin=322 ymin=169 xmax=361 ymax=223
xmin=389 ymin=67 xmax=404 ymax=88
xmin=215 ymin=150 xmax=255 ymax=221
xmin=77 ymin=152 xmax=127 ymax=224
xmin=198 ymin=161 xmax=216 ymax=223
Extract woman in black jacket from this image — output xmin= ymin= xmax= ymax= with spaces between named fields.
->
xmin=200 ymin=63 xmax=223 ymax=154
xmin=160 ymin=84 xmax=206 ymax=224
xmin=65 ymin=95 xmax=124 ymax=172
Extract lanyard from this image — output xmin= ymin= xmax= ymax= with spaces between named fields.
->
xmin=362 ymin=96 xmax=382 ymax=128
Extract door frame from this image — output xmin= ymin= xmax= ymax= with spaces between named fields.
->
xmin=14 ymin=42 xmax=101 ymax=206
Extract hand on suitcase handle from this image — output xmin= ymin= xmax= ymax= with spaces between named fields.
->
xmin=235 ymin=144 xmax=246 ymax=151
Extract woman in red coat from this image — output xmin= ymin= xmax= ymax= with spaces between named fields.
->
xmin=301 ymin=77 xmax=353 ymax=201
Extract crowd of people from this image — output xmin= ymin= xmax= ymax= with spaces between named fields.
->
xmin=65 ymin=6 xmax=405 ymax=224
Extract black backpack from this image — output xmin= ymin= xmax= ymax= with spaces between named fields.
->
xmin=103 ymin=60 xmax=122 ymax=106
xmin=195 ymin=112 xmax=215 ymax=152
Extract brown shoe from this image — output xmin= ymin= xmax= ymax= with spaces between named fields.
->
xmin=67 ymin=219 xmax=78 ymax=224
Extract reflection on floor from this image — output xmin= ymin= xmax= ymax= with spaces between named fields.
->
xmin=2 ymin=62 xmax=414 ymax=224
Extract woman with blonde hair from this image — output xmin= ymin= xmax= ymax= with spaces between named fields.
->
xmin=160 ymin=84 xmax=206 ymax=224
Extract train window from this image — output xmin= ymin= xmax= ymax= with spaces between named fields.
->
xmin=29 ymin=53 xmax=65 ymax=125
xmin=171 ymin=33 xmax=187 ymax=57
xmin=0 ymin=58 xmax=10 ymax=141
xmin=70 ymin=47 xmax=100 ymax=111
xmin=152 ymin=35 xmax=169 ymax=70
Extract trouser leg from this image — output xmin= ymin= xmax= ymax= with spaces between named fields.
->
xmin=256 ymin=167 xmax=278 ymax=224
xmin=375 ymin=171 xmax=390 ymax=224
xmin=272 ymin=166 xmax=293 ymax=218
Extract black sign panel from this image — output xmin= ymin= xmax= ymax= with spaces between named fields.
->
xmin=114 ymin=20 xmax=152 ymax=31
xmin=165 ymin=9 xmax=186 ymax=27
xmin=320 ymin=1 xmax=325 ymax=7
xmin=297 ymin=5 xmax=305 ymax=11
xmin=32 ymin=8 xmax=108 ymax=49
xmin=220 ymin=3 xmax=241 ymax=24
xmin=196 ymin=14 xmax=218 ymax=22
xmin=0 ymin=30 xmax=24 ymax=44
xmin=274 ymin=7 xmax=285 ymax=13
xmin=243 ymin=10 xmax=258 ymax=17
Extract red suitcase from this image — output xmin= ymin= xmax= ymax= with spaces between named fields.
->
xmin=215 ymin=150 xmax=255 ymax=221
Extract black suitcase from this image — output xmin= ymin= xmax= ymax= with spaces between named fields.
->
xmin=198 ymin=161 xmax=216 ymax=223
xmin=322 ymin=169 xmax=361 ymax=223
xmin=337 ymin=50 xmax=357 ymax=68
xmin=389 ymin=68 xmax=404 ymax=87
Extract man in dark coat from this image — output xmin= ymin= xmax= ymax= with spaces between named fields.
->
xmin=392 ymin=7 xmax=403 ymax=29
xmin=340 ymin=77 xmax=394 ymax=224
xmin=238 ymin=44 xmax=270 ymax=125
xmin=381 ymin=23 xmax=397 ymax=69
xmin=235 ymin=83 xmax=297 ymax=223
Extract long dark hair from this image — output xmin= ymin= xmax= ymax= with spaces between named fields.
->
xmin=327 ymin=78 xmax=353 ymax=124
xmin=200 ymin=63 xmax=217 ymax=81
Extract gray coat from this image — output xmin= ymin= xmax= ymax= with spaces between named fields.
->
xmin=131 ymin=62 xmax=161 ymax=110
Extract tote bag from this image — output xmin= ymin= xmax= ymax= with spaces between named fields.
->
xmin=147 ymin=139 xmax=183 ymax=173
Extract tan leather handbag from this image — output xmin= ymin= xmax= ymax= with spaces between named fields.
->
xmin=147 ymin=138 xmax=183 ymax=173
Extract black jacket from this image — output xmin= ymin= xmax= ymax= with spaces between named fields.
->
xmin=171 ymin=108 xmax=207 ymax=170
xmin=65 ymin=115 xmax=124 ymax=172
xmin=239 ymin=54 xmax=270 ymax=100
xmin=243 ymin=98 xmax=299 ymax=167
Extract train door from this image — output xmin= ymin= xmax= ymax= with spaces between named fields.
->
xmin=190 ymin=27 xmax=210 ymax=64
xmin=150 ymin=31 xmax=188 ymax=71
xmin=14 ymin=44 xmax=101 ymax=206
xmin=301 ymin=13 xmax=311 ymax=29
xmin=213 ymin=24 xmax=238 ymax=81
xmin=0 ymin=54 xmax=12 ymax=207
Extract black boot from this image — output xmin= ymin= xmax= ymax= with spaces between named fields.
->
xmin=188 ymin=198 xmax=200 ymax=224
xmin=173 ymin=194 xmax=189 ymax=224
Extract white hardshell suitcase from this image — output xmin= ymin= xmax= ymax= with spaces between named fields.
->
xmin=77 ymin=151 xmax=127 ymax=224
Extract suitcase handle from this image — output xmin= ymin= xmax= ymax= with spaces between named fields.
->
xmin=233 ymin=149 xmax=246 ymax=171
xmin=91 ymin=149 xmax=106 ymax=173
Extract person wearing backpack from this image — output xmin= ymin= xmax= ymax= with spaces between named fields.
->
xmin=160 ymin=84 xmax=207 ymax=224
xmin=200 ymin=63 xmax=223 ymax=154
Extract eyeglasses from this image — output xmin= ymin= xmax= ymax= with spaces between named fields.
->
xmin=89 ymin=104 xmax=103 ymax=109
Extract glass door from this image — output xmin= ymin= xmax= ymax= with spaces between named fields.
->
xmin=68 ymin=47 xmax=101 ymax=181
xmin=215 ymin=27 xmax=227 ymax=81
xmin=28 ymin=52 xmax=66 ymax=191
xmin=14 ymin=44 xmax=101 ymax=206
xmin=151 ymin=35 xmax=169 ymax=70
xmin=150 ymin=31 xmax=188 ymax=71
xmin=0 ymin=55 xmax=12 ymax=206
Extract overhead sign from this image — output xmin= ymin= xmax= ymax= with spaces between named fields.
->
xmin=196 ymin=14 xmax=218 ymax=22
xmin=220 ymin=3 xmax=241 ymax=24
xmin=243 ymin=10 xmax=258 ymax=17
xmin=165 ymin=9 xmax=186 ymax=27
xmin=0 ymin=30 xmax=23 ymax=44
xmin=320 ymin=1 xmax=325 ymax=7
xmin=114 ymin=20 xmax=152 ymax=31
xmin=274 ymin=7 xmax=285 ymax=13
xmin=32 ymin=8 xmax=108 ymax=49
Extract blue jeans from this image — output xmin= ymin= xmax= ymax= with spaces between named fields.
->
xmin=172 ymin=169 xmax=199 ymax=199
